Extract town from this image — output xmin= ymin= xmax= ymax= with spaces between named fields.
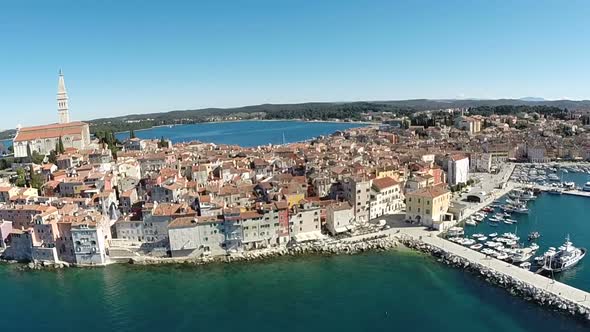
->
xmin=0 ymin=73 xmax=590 ymax=268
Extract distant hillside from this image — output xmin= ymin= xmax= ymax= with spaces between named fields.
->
xmin=2 ymin=98 xmax=590 ymax=138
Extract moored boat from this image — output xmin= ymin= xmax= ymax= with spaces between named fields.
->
xmin=541 ymin=236 xmax=586 ymax=273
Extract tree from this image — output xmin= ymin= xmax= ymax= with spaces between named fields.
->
xmin=158 ymin=136 xmax=167 ymax=148
xmin=57 ymin=136 xmax=65 ymax=154
xmin=129 ymin=129 xmax=136 ymax=139
xmin=29 ymin=168 xmax=44 ymax=190
xmin=48 ymin=150 xmax=58 ymax=164
xmin=15 ymin=168 xmax=26 ymax=187
xmin=31 ymin=151 xmax=44 ymax=164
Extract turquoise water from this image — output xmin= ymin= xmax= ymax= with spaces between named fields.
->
xmin=465 ymin=193 xmax=589 ymax=290
xmin=0 ymin=251 xmax=587 ymax=331
xmin=559 ymin=170 xmax=590 ymax=187
xmin=115 ymin=121 xmax=366 ymax=146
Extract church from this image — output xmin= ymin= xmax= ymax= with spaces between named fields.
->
xmin=13 ymin=71 xmax=92 ymax=158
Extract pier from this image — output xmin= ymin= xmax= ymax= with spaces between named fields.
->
xmin=393 ymin=226 xmax=590 ymax=318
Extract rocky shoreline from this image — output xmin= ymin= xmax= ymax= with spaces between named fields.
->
xmin=129 ymin=234 xmax=400 ymax=266
xmin=399 ymin=237 xmax=590 ymax=322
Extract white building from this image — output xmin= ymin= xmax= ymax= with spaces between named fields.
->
xmin=369 ymin=177 xmax=403 ymax=219
xmin=289 ymin=202 xmax=322 ymax=242
xmin=325 ymin=202 xmax=355 ymax=235
xmin=527 ymin=146 xmax=549 ymax=163
xmin=71 ymin=222 xmax=108 ymax=265
xmin=447 ymin=154 xmax=469 ymax=186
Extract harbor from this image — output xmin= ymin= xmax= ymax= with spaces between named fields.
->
xmin=383 ymin=164 xmax=590 ymax=321
xmin=397 ymin=227 xmax=590 ymax=319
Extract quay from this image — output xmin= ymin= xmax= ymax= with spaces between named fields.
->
xmin=392 ymin=226 xmax=590 ymax=319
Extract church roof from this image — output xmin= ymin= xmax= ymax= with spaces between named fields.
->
xmin=13 ymin=122 xmax=87 ymax=142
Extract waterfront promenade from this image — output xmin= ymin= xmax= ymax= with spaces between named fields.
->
xmin=394 ymin=226 xmax=590 ymax=311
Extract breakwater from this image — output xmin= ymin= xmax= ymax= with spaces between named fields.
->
xmin=398 ymin=235 xmax=590 ymax=321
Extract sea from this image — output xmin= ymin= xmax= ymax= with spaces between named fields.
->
xmin=1 ymin=121 xmax=367 ymax=150
xmin=0 ymin=185 xmax=589 ymax=331
xmin=1 ymin=123 xmax=589 ymax=330
xmin=115 ymin=121 xmax=367 ymax=146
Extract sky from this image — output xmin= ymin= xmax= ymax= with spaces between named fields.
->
xmin=1 ymin=0 xmax=590 ymax=128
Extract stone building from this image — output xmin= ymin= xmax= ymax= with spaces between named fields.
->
xmin=12 ymin=72 xmax=91 ymax=158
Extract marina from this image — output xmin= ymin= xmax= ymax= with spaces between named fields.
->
xmin=459 ymin=185 xmax=590 ymax=292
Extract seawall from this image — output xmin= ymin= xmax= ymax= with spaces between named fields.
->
xmin=398 ymin=234 xmax=590 ymax=321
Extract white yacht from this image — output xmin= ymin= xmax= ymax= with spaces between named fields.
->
xmin=541 ymin=236 xmax=586 ymax=273
xmin=583 ymin=182 xmax=590 ymax=192
xmin=510 ymin=248 xmax=535 ymax=263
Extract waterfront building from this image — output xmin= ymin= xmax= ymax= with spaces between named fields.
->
xmin=342 ymin=177 xmax=371 ymax=223
xmin=405 ymin=186 xmax=453 ymax=230
xmin=470 ymin=153 xmax=492 ymax=173
xmin=325 ymin=202 xmax=355 ymax=235
xmin=289 ymin=201 xmax=322 ymax=242
xmin=0 ymin=220 xmax=13 ymax=248
xmin=369 ymin=177 xmax=403 ymax=220
xmin=527 ymin=146 xmax=549 ymax=163
xmin=71 ymin=221 xmax=108 ymax=265
xmin=168 ymin=215 xmax=225 ymax=257
xmin=12 ymin=72 xmax=92 ymax=158
xmin=140 ymin=202 xmax=196 ymax=245
xmin=447 ymin=154 xmax=469 ymax=186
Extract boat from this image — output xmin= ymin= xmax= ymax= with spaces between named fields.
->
xmin=505 ymin=218 xmax=517 ymax=224
xmin=496 ymin=253 xmax=509 ymax=261
xmin=465 ymin=219 xmax=477 ymax=226
xmin=520 ymin=262 xmax=532 ymax=270
xmin=547 ymin=188 xmax=563 ymax=195
xmin=503 ymin=220 xmax=513 ymax=225
xmin=462 ymin=239 xmax=476 ymax=246
xmin=528 ymin=231 xmax=541 ymax=241
xmin=502 ymin=233 xmax=520 ymax=241
xmin=476 ymin=236 xmax=487 ymax=242
xmin=510 ymin=248 xmax=535 ymax=263
xmin=448 ymin=227 xmax=464 ymax=237
xmin=489 ymin=233 xmax=498 ymax=238
xmin=485 ymin=241 xmax=501 ymax=248
xmin=583 ymin=182 xmax=590 ymax=192
xmin=472 ymin=233 xmax=484 ymax=239
xmin=470 ymin=243 xmax=483 ymax=250
xmin=541 ymin=236 xmax=587 ymax=273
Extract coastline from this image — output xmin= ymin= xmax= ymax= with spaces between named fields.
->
xmin=117 ymin=118 xmax=377 ymax=135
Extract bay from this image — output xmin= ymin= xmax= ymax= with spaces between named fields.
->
xmin=0 ymin=251 xmax=587 ymax=331
xmin=115 ymin=121 xmax=367 ymax=146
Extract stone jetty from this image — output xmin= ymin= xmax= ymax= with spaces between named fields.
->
xmin=397 ymin=230 xmax=590 ymax=321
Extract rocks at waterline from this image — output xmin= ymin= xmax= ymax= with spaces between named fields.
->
xmin=399 ymin=237 xmax=590 ymax=321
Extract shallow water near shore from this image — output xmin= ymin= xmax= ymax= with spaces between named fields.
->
xmin=1 ymin=251 xmax=587 ymax=331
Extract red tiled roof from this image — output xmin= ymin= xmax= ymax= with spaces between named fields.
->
xmin=372 ymin=177 xmax=400 ymax=191
xmin=14 ymin=122 xmax=87 ymax=142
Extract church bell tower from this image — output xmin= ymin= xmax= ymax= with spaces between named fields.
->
xmin=57 ymin=70 xmax=70 ymax=124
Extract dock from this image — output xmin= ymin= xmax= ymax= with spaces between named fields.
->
xmin=394 ymin=227 xmax=590 ymax=314
xmin=521 ymin=184 xmax=590 ymax=198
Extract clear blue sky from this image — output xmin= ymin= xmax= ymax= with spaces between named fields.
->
xmin=1 ymin=0 xmax=589 ymax=128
